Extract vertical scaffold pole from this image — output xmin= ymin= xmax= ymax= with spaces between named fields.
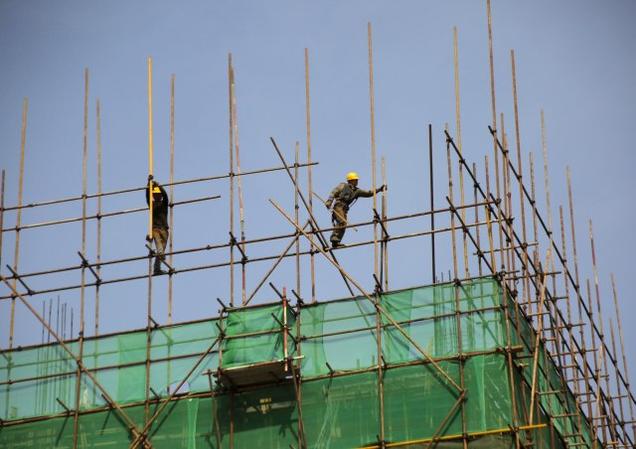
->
xmin=472 ymin=162 xmax=482 ymax=276
xmin=428 ymin=124 xmax=435 ymax=283
xmin=510 ymin=50 xmax=530 ymax=316
xmin=294 ymin=142 xmax=301 ymax=297
xmin=230 ymin=61 xmax=247 ymax=305
xmin=453 ymin=26 xmax=468 ymax=279
xmin=557 ymin=206 xmax=585 ymax=444
xmin=367 ymin=22 xmax=379 ymax=281
xmin=168 ymin=74 xmax=175 ymax=323
xmin=73 ymin=67 xmax=89 ymax=449
xmin=446 ymin=138 xmax=468 ymax=449
xmin=381 ymin=156 xmax=388 ymax=291
xmin=145 ymin=55 xmax=154 ymax=427
xmin=228 ymin=53 xmax=235 ymax=307
xmin=167 ymin=75 xmax=176 ymax=400
xmin=304 ymin=48 xmax=316 ymax=303
xmin=589 ymin=220 xmax=617 ymax=445
xmin=611 ymin=274 xmax=636 ymax=441
xmin=95 ymin=99 xmax=103 ymax=335
xmin=0 ymin=170 xmax=5 ymax=285
xmin=485 ymin=0 xmax=505 ymax=272
xmin=9 ymin=97 xmax=28 ymax=350
xmin=484 ymin=156 xmax=496 ymax=271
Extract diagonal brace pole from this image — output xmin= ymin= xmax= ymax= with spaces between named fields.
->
xmin=0 ymin=275 xmax=151 ymax=448
xmin=269 ymin=198 xmax=462 ymax=393
xmin=269 ymin=137 xmax=355 ymax=297
xmin=244 ymin=220 xmax=311 ymax=305
xmin=129 ymin=335 xmax=221 ymax=449
xmin=425 ymin=391 xmax=466 ymax=449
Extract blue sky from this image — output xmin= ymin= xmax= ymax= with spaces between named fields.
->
xmin=1 ymin=0 xmax=635 ymax=397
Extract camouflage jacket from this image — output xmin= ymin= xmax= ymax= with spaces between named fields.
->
xmin=327 ymin=182 xmax=380 ymax=209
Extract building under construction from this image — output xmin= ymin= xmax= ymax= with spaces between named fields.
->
xmin=1 ymin=6 xmax=635 ymax=449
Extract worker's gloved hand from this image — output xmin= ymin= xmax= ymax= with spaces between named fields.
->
xmin=378 ymin=184 xmax=386 ymax=192
xmin=325 ymin=199 xmax=333 ymax=209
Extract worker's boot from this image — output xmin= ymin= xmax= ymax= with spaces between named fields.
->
xmin=153 ymin=258 xmax=166 ymax=276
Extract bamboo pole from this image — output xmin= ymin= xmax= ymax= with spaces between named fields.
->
xmin=566 ymin=168 xmax=581 ymax=290
xmin=269 ymin=137 xmax=355 ymax=296
xmin=540 ymin=111 xmax=562 ymax=373
xmin=2 ymin=161 xmax=314 ymax=215
xmin=510 ymin=50 xmax=530 ymax=315
xmin=453 ymin=26 xmax=468 ymax=279
xmin=500 ymin=113 xmax=515 ymax=288
xmin=611 ymin=274 xmax=636 ymax=441
xmin=381 ymin=157 xmax=388 ymax=291
xmin=144 ymin=55 xmax=154 ymax=427
xmin=608 ymin=317 xmax=627 ymax=447
xmin=529 ymin=249 xmax=551 ymax=425
xmin=95 ymin=99 xmax=103 ymax=335
xmin=228 ymin=54 xmax=235 ymax=307
xmin=230 ymin=62 xmax=247 ymax=305
xmin=270 ymin=198 xmax=463 ymax=392
xmin=428 ymin=125 xmax=436 ymax=283
xmin=488 ymin=129 xmax=634 ymax=430
xmin=304 ymin=48 xmax=316 ymax=303
xmin=168 ymin=74 xmax=175 ymax=324
xmin=0 ymin=202 xmax=492 ymax=301
xmin=9 ymin=97 xmax=28 ymax=350
xmin=586 ymin=277 xmax=604 ymax=446
xmin=294 ymin=141 xmax=301 ymax=297
xmin=558 ymin=205 xmax=585 ymax=443
xmin=589 ymin=220 xmax=617 ymax=445
xmin=147 ymin=57 xmax=154 ymax=238
xmin=4 ymin=200 xmax=476 ymax=281
xmin=483 ymin=156 xmax=496 ymax=271
xmin=447 ymin=140 xmax=468 ymax=449
xmin=0 ymin=170 xmax=5 ymax=283
xmin=72 ymin=67 xmax=89 ymax=449
xmin=129 ymin=335 xmax=222 ymax=449
xmin=473 ymin=162 xmax=482 ymax=276
xmin=485 ymin=0 xmax=505 ymax=273
xmin=2 ymin=194 xmax=219 ymax=233
xmin=245 ymin=221 xmax=310 ymax=305
xmin=0 ymin=276 xmax=151 ymax=447
xmin=376 ymin=252 xmax=385 ymax=447
xmin=446 ymin=143 xmax=458 ymax=280
xmin=368 ymin=22 xmax=379 ymax=281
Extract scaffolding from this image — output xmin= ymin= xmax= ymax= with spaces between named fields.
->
xmin=1 ymin=4 xmax=635 ymax=448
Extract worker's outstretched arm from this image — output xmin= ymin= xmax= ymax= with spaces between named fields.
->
xmin=356 ymin=184 xmax=386 ymax=198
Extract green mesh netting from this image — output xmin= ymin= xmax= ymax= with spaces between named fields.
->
xmin=221 ymin=303 xmax=294 ymax=369
xmin=0 ymin=278 xmax=598 ymax=449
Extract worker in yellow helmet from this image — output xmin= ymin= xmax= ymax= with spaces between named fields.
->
xmin=145 ymin=176 xmax=170 ymax=275
xmin=325 ymin=172 xmax=385 ymax=248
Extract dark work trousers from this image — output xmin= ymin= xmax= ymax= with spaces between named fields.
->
xmin=152 ymin=227 xmax=169 ymax=272
xmin=330 ymin=203 xmax=348 ymax=245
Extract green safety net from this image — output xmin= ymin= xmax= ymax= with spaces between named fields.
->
xmin=0 ymin=320 xmax=219 ymax=421
xmin=221 ymin=303 xmax=295 ymax=369
xmin=0 ymin=278 xmax=597 ymax=448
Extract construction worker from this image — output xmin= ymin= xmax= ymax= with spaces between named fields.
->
xmin=325 ymin=172 xmax=385 ymax=248
xmin=145 ymin=176 xmax=170 ymax=275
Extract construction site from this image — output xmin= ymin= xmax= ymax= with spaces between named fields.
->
xmin=1 ymin=2 xmax=635 ymax=448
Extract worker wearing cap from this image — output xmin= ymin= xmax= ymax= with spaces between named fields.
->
xmin=325 ymin=172 xmax=385 ymax=248
xmin=145 ymin=177 xmax=170 ymax=275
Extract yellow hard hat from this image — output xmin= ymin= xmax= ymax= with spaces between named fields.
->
xmin=346 ymin=171 xmax=359 ymax=181
xmin=152 ymin=186 xmax=161 ymax=194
